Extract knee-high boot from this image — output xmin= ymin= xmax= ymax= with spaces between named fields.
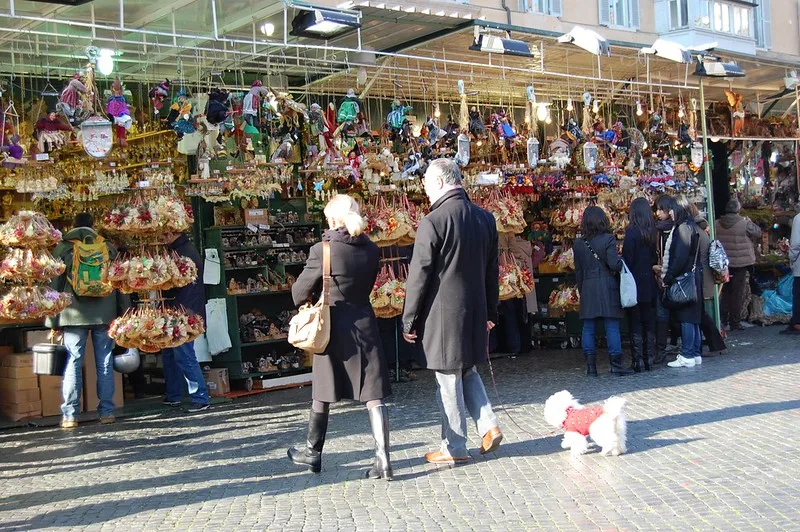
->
xmin=654 ymin=321 xmax=669 ymax=365
xmin=366 ymin=404 xmax=393 ymax=480
xmin=643 ymin=332 xmax=655 ymax=371
xmin=629 ymin=334 xmax=644 ymax=373
xmin=585 ymin=353 xmax=598 ymax=376
xmin=609 ymin=353 xmax=634 ymax=375
xmin=287 ymin=409 xmax=329 ymax=473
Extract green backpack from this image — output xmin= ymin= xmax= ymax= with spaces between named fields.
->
xmin=68 ymin=235 xmax=113 ymax=297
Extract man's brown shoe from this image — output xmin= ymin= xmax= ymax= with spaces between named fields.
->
xmin=424 ymin=450 xmax=469 ymax=464
xmin=479 ymin=427 xmax=503 ymax=454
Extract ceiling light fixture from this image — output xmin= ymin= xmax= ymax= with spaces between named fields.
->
xmin=291 ymin=7 xmax=361 ymax=39
xmin=566 ymin=97 xmax=574 ymax=112
xmin=260 ymin=22 xmax=275 ymax=36
xmin=636 ymin=100 xmax=643 ymax=116
xmin=97 ymin=49 xmax=115 ymax=76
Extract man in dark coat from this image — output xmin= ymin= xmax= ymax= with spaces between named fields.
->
xmin=402 ymin=158 xmax=502 ymax=464
xmin=162 ymin=232 xmax=210 ymax=412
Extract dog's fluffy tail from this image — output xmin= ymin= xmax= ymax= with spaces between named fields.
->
xmin=603 ymin=396 xmax=626 ymax=418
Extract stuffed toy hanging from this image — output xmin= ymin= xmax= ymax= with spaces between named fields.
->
xmin=469 ymin=107 xmax=485 ymax=138
xmin=1 ymin=135 xmax=25 ymax=169
xmin=106 ymin=77 xmax=131 ymax=148
xmin=149 ymin=79 xmax=171 ymax=113
xmin=34 ymin=109 xmax=72 ymax=153
xmin=167 ymin=89 xmax=195 ymax=139
xmin=57 ymin=74 xmax=88 ymax=125
xmin=243 ymin=80 xmax=269 ymax=127
xmin=337 ymin=88 xmax=360 ymax=124
xmin=386 ymin=100 xmax=412 ymax=137
xmin=455 ymin=131 xmax=471 ymax=167
xmin=206 ymin=88 xmax=230 ymax=126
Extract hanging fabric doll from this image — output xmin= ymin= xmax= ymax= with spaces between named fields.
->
xmin=34 ymin=109 xmax=72 ymax=153
xmin=354 ymin=111 xmax=370 ymax=137
xmin=57 ymin=74 xmax=88 ymax=125
xmin=386 ymin=100 xmax=413 ymax=139
xmin=337 ymin=88 xmax=360 ymax=124
xmin=308 ymin=103 xmax=327 ymax=149
xmin=678 ymin=122 xmax=693 ymax=146
xmin=581 ymin=92 xmax=593 ymax=135
xmin=458 ymin=80 xmax=469 ymax=132
xmin=149 ymin=79 xmax=171 ymax=113
xmin=455 ymin=131 xmax=471 ymax=167
xmin=166 ymin=89 xmax=195 ymax=139
xmin=443 ymin=115 xmax=460 ymax=144
xmin=469 ymin=107 xmax=485 ymax=139
xmin=106 ymin=77 xmax=131 ymax=148
xmin=347 ymin=143 xmax=363 ymax=181
xmin=426 ymin=116 xmax=447 ymax=145
xmin=1 ymin=135 xmax=25 ymax=169
xmin=562 ymin=118 xmax=584 ymax=146
xmin=243 ymin=80 xmax=269 ymax=127
xmin=206 ymin=88 xmax=230 ymax=125
xmin=725 ymin=90 xmax=745 ymax=137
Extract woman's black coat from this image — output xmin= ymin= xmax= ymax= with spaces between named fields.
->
xmin=663 ymin=220 xmax=703 ymax=325
xmin=621 ymin=226 xmax=659 ymax=304
xmin=573 ymin=233 xmax=623 ymax=320
xmin=291 ymin=228 xmax=391 ymax=403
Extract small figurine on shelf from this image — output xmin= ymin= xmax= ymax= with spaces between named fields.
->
xmin=106 ymin=77 xmax=131 ymax=148
xmin=149 ymin=79 xmax=171 ymax=114
xmin=56 ymin=73 xmax=88 ymax=125
xmin=34 ymin=109 xmax=73 ymax=153
xmin=243 ymin=80 xmax=269 ymax=127
xmin=337 ymin=88 xmax=361 ymax=124
xmin=1 ymin=135 xmax=25 ymax=169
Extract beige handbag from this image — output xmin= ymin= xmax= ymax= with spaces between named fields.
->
xmin=288 ymin=242 xmax=331 ymax=354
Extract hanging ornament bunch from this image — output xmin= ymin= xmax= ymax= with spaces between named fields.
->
xmin=498 ymin=252 xmax=534 ymax=301
xmin=0 ymin=211 xmax=71 ymax=321
xmin=369 ymin=263 xmax=407 ymax=319
xmin=101 ymin=196 xmax=193 ymax=235
xmin=105 ymin=251 xmax=198 ymax=294
xmin=473 ymin=188 xmax=525 ymax=234
xmin=548 ymin=285 xmax=581 ymax=315
xmin=109 ymin=306 xmax=205 ymax=353
xmin=363 ymin=194 xmax=425 ymax=247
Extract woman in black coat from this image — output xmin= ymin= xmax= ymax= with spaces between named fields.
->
xmin=573 ymin=207 xmax=632 ymax=376
xmin=656 ymin=196 xmax=703 ymax=369
xmin=287 ymin=194 xmax=393 ymax=480
xmin=621 ymin=198 xmax=659 ymax=372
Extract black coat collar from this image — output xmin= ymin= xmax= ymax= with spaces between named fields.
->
xmin=430 ymin=188 xmax=468 ymax=211
xmin=322 ymin=226 xmax=371 ymax=245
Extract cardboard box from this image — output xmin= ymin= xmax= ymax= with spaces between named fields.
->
xmin=0 ymin=353 xmax=33 ymax=368
xmin=244 ymin=208 xmax=270 ymax=226
xmin=39 ymin=375 xmax=83 ymax=417
xmin=82 ymin=337 xmax=124 ymax=413
xmin=0 ymin=388 xmax=40 ymax=404
xmin=0 ymin=400 xmax=42 ymax=421
xmin=0 ymin=345 xmax=13 ymax=357
xmin=0 ymin=365 xmax=35 ymax=379
xmin=23 ymin=330 xmax=51 ymax=350
xmin=0 ymin=377 xmax=39 ymax=392
xmin=204 ymin=368 xmax=230 ymax=397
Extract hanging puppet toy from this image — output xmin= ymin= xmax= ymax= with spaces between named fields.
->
xmin=149 ymin=79 xmax=171 ymax=114
xmin=57 ymin=73 xmax=88 ymax=125
xmin=243 ymin=80 xmax=270 ymax=127
xmin=106 ymin=76 xmax=131 ymax=147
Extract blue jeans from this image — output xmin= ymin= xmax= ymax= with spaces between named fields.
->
xmin=582 ymin=318 xmax=622 ymax=356
xmin=162 ymin=341 xmax=209 ymax=404
xmin=434 ymin=366 xmax=498 ymax=459
xmin=680 ymin=322 xmax=702 ymax=358
xmin=62 ymin=327 xmax=115 ymax=420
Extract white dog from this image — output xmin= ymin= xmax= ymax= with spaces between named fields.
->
xmin=543 ymin=390 xmax=627 ymax=457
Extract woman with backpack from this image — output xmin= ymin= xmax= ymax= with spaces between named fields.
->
xmin=573 ymin=206 xmax=632 ymax=376
xmin=654 ymin=196 xmax=704 ymax=368
xmin=621 ymin=198 xmax=659 ymax=372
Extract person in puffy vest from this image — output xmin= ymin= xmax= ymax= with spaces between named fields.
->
xmin=714 ymin=199 xmax=761 ymax=331
xmin=46 ymin=213 xmax=130 ymax=430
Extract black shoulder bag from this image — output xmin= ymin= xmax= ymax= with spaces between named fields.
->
xmin=663 ymin=229 xmax=700 ymax=309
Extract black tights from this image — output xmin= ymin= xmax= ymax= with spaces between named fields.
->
xmin=311 ymin=399 xmax=383 ymax=414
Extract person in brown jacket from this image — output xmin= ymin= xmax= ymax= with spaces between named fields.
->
xmin=714 ymin=198 xmax=761 ymax=331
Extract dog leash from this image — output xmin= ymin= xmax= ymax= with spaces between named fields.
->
xmin=484 ymin=338 xmax=559 ymax=439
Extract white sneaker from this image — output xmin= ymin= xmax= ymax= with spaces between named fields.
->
xmin=694 ymin=356 xmax=702 ymax=365
xmin=667 ymin=355 xmax=696 ymax=368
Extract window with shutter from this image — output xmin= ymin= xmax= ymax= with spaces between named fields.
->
xmin=599 ymin=0 xmax=611 ymax=25
xmin=654 ymin=0 xmax=670 ymax=33
xmin=630 ymin=0 xmax=641 ymax=28
xmin=761 ymin=0 xmax=772 ymax=49
xmin=550 ymin=0 xmax=563 ymax=17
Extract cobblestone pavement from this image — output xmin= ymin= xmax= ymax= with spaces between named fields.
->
xmin=1 ymin=326 xmax=799 ymax=531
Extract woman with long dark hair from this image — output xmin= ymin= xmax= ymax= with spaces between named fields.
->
xmin=655 ymin=196 xmax=704 ymax=368
xmin=573 ymin=206 xmax=632 ymax=376
xmin=622 ymin=197 xmax=659 ymax=371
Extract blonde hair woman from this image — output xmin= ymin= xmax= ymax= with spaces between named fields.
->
xmin=288 ymin=194 xmax=393 ymax=479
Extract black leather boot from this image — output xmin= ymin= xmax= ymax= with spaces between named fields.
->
xmin=643 ymin=332 xmax=655 ymax=371
xmin=653 ymin=321 xmax=668 ymax=365
xmin=585 ymin=353 xmax=598 ymax=376
xmin=629 ymin=333 xmax=644 ymax=373
xmin=609 ymin=354 xmax=634 ymax=375
xmin=366 ymin=404 xmax=393 ymax=480
xmin=287 ymin=410 xmax=329 ymax=473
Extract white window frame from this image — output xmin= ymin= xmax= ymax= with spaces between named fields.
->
xmin=663 ymin=0 xmax=755 ymax=39
xmin=599 ymin=0 xmax=640 ymax=30
xmin=520 ymin=0 xmax=562 ymax=16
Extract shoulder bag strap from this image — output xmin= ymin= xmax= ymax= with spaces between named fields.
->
xmin=321 ymin=242 xmax=331 ymax=306
xmin=583 ymin=238 xmax=611 ymax=272
xmin=690 ymin=228 xmax=701 ymax=273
